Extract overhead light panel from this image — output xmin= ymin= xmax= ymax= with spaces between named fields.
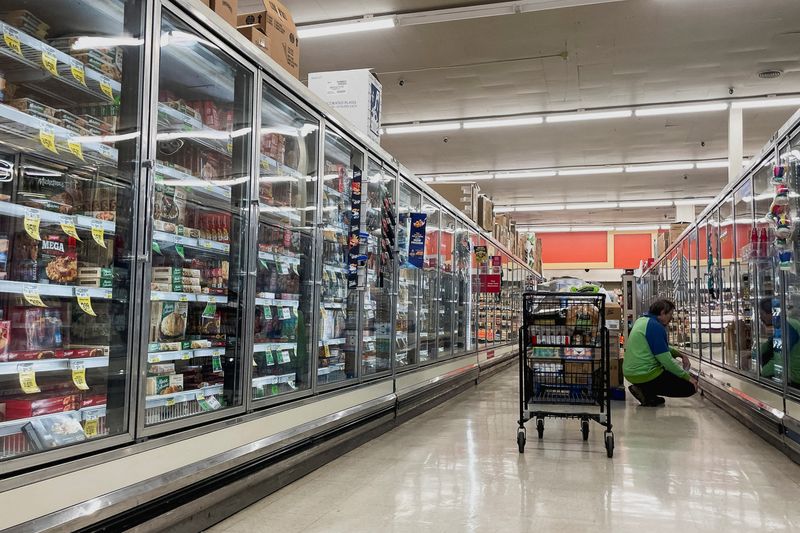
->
xmin=732 ymin=97 xmax=800 ymax=109
xmin=558 ymin=167 xmax=624 ymax=176
xmin=494 ymin=170 xmax=557 ymax=179
xmin=695 ymin=160 xmax=729 ymax=169
xmin=545 ymin=110 xmax=632 ymax=123
xmin=616 ymin=225 xmax=662 ymax=231
xmin=565 ymin=202 xmax=618 ymax=210
xmin=463 ymin=116 xmax=543 ymax=129
xmin=635 ymin=102 xmax=729 ymax=116
xmin=435 ymin=173 xmax=494 ymax=182
xmin=518 ymin=226 xmax=569 ymax=233
xmin=618 ymin=200 xmax=674 ymax=208
xmin=625 ymin=163 xmax=695 ymax=173
xmin=515 ymin=204 xmax=566 ymax=212
xmin=297 ymin=16 xmax=397 ymax=39
xmin=574 ymin=226 xmax=615 ymax=232
xmin=494 ymin=206 xmax=516 ymax=213
xmin=674 ymin=198 xmax=714 ymax=206
xmin=384 ymin=122 xmax=461 ymax=135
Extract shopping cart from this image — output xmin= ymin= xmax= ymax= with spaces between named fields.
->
xmin=517 ymin=292 xmax=614 ymax=457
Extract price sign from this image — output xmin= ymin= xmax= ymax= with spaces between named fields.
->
xmin=277 ymin=261 xmax=289 ymax=275
xmin=152 ymin=241 xmax=162 ymax=255
xmin=91 ymin=220 xmax=106 ymax=248
xmin=264 ymin=306 xmax=272 ymax=319
xmin=39 ymin=124 xmax=58 ymax=154
xmin=18 ymin=363 xmax=40 ymax=394
xmin=197 ymin=393 xmax=211 ymax=411
xmin=71 ymin=361 xmax=90 ymax=390
xmin=59 ymin=215 xmax=81 ymax=240
xmin=67 ymin=139 xmax=84 ymax=161
xmin=206 ymin=395 xmax=221 ymax=410
xmin=75 ymin=288 xmax=97 ymax=316
xmin=202 ymin=302 xmax=216 ymax=318
xmin=212 ymin=355 xmax=222 ymax=372
xmin=99 ymin=76 xmax=114 ymax=100
xmin=24 ymin=208 xmax=41 ymax=241
xmin=69 ymin=57 xmax=86 ymax=86
xmin=165 ymin=398 xmax=176 ymax=407
xmin=175 ymin=243 xmax=185 ymax=259
xmin=3 ymin=25 xmax=22 ymax=56
xmin=178 ymin=294 xmax=189 ymax=302
xmin=83 ymin=416 xmax=99 ymax=437
xmin=23 ymin=285 xmax=46 ymax=307
xmin=323 ymin=344 xmax=331 ymax=358
xmin=181 ymin=351 xmax=192 ymax=361
xmin=40 ymin=43 xmax=59 ymax=76
xmin=150 ymin=356 xmax=161 ymax=363
xmin=281 ymin=350 xmax=291 ymax=364
xmin=281 ymin=307 xmax=291 ymax=320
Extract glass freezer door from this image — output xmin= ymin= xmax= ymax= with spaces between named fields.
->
xmin=318 ymin=130 xmax=362 ymax=385
xmin=419 ymin=199 xmax=439 ymax=363
xmin=144 ymin=13 xmax=252 ymax=427
xmin=438 ymin=212 xmax=455 ymax=359
xmin=252 ymin=84 xmax=318 ymax=402
xmin=395 ymin=181 xmax=420 ymax=368
xmin=0 ymin=0 xmax=143 ymax=462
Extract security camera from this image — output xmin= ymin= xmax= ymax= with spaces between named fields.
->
xmin=399 ymin=79 xmax=405 ymax=86
xmin=443 ymin=137 xmax=449 ymax=143
xmin=729 ymin=87 xmax=735 ymax=95
xmin=584 ymin=268 xmax=590 ymax=273
xmin=701 ymin=141 xmax=706 ymax=147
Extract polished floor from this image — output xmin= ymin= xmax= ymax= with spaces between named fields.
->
xmin=206 ymin=368 xmax=800 ymax=532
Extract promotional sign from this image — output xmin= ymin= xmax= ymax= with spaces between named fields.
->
xmin=474 ymin=245 xmax=488 ymax=264
xmin=347 ymin=166 xmax=363 ymax=288
xmin=408 ymin=213 xmax=428 ymax=269
xmin=480 ymin=274 xmax=502 ymax=293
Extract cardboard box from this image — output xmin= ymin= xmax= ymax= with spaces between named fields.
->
xmin=656 ymin=231 xmax=668 ymax=257
xmin=238 ymin=25 xmax=270 ymax=53
xmin=669 ymin=223 xmax=689 ymax=243
xmin=605 ymin=303 xmax=622 ymax=321
xmin=240 ymin=1 xmax=299 ymax=78
xmin=609 ymin=357 xmax=622 ymax=388
xmin=206 ymin=0 xmax=237 ymax=27
xmin=308 ymin=69 xmax=382 ymax=143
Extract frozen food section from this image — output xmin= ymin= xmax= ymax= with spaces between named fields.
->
xmin=0 ymin=1 xmax=541 ymax=530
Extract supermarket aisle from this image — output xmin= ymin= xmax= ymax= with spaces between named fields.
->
xmin=206 ymin=368 xmax=800 ymax=533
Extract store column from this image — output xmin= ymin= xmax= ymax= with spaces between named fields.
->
xmin=729 ymin=106 xmax=744 ymax=182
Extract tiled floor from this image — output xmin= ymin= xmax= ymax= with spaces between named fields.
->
xmin=206 ymin=368 xmax=800 ymax=532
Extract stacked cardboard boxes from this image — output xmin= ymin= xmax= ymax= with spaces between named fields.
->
xmin=656 ymin=222 xmax=690 ymax=257
xmin=237 ymin=0 xmax=300 ymax=79
xmin=605 ymin=302 xmax=623 ymax=388
xmin=477 ymin=195 xmax=494 ymax=232
xmin=429 ymin=183 xmax=480 ymax=222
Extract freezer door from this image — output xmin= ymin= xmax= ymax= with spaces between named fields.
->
xmin=395 ymin=181 xmax=420 ymax=369
xmin=251 ymin=83 xmax=319 ymax=402
xmin=0 ymin=0 xmax=145 ymax=464
xmin=142 ymin=11 xmax=253 ymax=428
xmin=419 ymin=199 xmax=439 ymax=363
xmin=437 ymin=212 xmax=455 ymax=359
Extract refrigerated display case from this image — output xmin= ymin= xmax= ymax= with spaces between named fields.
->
xmin=438 ymin=212 xmax=455 ymax=359
xmin=395 ymin=181 xmax=420 ymax=368
xmin=0 ymin=0 xmax=144 ymax=461
xmin=419 ymin=199 xmax=438 ymax=363
xmin=453 ymin=222 xmax=471 ymax=355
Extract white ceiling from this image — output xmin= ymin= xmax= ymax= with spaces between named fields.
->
xmin=244 ymin=0 xmax=800 ymax=225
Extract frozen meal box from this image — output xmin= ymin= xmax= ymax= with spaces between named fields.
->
xmin=146 ymin=374 xmax=184 ymax=396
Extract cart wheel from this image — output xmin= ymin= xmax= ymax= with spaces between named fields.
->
xmin=536 ymin=418 xmax=544 ymax=439
xmin=517 ymin=428 xmax=526 ymax=453
xmin=605 ymin=432 xmax=615 ymax=458
xmin=581 ymin=419 xmax=590 ymax=441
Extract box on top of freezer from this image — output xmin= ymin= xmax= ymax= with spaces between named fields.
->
xmin=237 ymin=0 xmax=299 ymax=79
xmin=307 ymin=69 xmax=382 ymax=143
xmin=199 ymin=0 xmax=238 ymax=28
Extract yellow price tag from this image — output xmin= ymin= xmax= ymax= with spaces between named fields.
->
xmin=59 ymin=215 xmax=81 ymax=241
xmin=90 ymin=220 xmax=106 ymax=248
xmin=69 ymin=57 xmax=86 ymax=86
xmin=23 ymin=285 xmax=47 ymax=307
xmin=99 ymin=76 xmax=114 ymax=100
xmin=24 ymin=208 xmax=41 ymax=241
xmin=3 ymin=25 xmax=22 ymax=56
xmin=150 ymin=356 xmax=161 ymax=363
xmin=75 ymin=288 xmax=97 ymax=316
xmin=41 ymin=43 xmax=59 ymax=76
xmin=165 ymin=398 xmax=176 ymax=407
xmin=83 ymin=417 xmax=99 ymax=437
xmin=67 ymin=139 xmax=84 ymax=161
xmin=18 ymin=363 xmax=41 ymax=394
xmin=71 ymin=361 xmax=90 ymax=391
xmin=39 ymin=124 xmax=58 ymax=154
xmin=181 ymin=351 xmax=192 ymax=360
xmin=323 ymin=344 xmax=331 ymax=358
xmin=178 ymin=294 xmax=189 ymax=302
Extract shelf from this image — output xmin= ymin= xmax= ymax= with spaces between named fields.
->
xmin=157 ymin=103 xmax=233 ymax=157
xmin=258 ymin=203 xmax=302 ymax=223
xmin=322 ymin=301 xmax=346 ymax=309
xmin=323 ymin=185 xmax=344 ymax=199
xmin=319 ymin=337 xmax=346 ymax=346
xmin=255 ymin=297 xmax=299 ymax=308
xmin=0 ymin=405 xmax=106 ymax=438
xmin=260 ymin=154 xmax=306 ymax=180
xmin=147 ymin=348 xmax=224 ymax=364
xmin=0 ymin=280 xmax=112 ymax=300
xmin=0 ymin=20 xmax=120 ymax=103
xmin=0 ymin=103 xmax=118 ymax=165
xmin=254 ymin=342 xmax=296 ymax=352
xmin=258 ymin=251 xmax=301 ymax=264
xmin=0 ymin=200 xmax=116 ymax=234
xmin=0 ymin=356 xmax=108 ymax=375
xmin=152 ymin=231 xmax=230 ymax=255
xmin=145 ymin=384 xmax=224 ymax=409
xmin=317 ymin=362 xmax=345 ymax=376
xmin=252 ymin=373 xmax=295 ymax=386
xmin=150 ymin=291 xmax=228 ymax=304
xmin=154 ymin=163 xmax=232 ymax=202
xmin=323 ymin=264 xmax=349 ymax=274
xmin=362 ymin=335 xmax=377 ymax=343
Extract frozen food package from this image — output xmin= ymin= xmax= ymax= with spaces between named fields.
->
xmin=152 ymin=301 xmax=188 ymax=342
xmin=39 ymin=234 xmax=79 ymax=284
xmin=22 ymin=415 xmax=87 ymax=450
xmin=10 ymin=307 xmax=64 ymax=351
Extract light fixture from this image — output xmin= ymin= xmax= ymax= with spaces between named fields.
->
xmin=635 ymin=102 xmax=729 ymax=116
xmin=463 ymin=116 xmax=543 ymax=129
xmin=565 ymin=202 xmax=619 ymax=210
xmin=616 ymin=225 xmax=662 ymax=231
xmin=558 ymin=167 xmax=624 ymax=176
xmin=494 ymin=206 xmax=516 ymax=213
xmin=494 ymin=170 xmax=557 ymax=179
xmin=732 ymin=97 xmax=800 ymax=109
xmin=625 ymin=163 xmax=695 ymax=173
xmin=384 ymin=122 xmax=461 ymax=135
xmin=435 ymin=173 xmax=494 ymax=182
xmin=514 ymin=204 xmax=566 ymax=212
xmin=618 ymin=200 xmax=674 ymax=208
xmin=517 ymin=226 xmax=569 ymax=233
xmin=297 ymin=16 xmax=397 ymax=39
xmin=695 ymin=161 xmax=729 ymax=169
xmin=674 ymin=198 xmax=714 ymax=206
xmin=574 ymin=226 xmax=615 ymax=232
xmin=545 ymin=110 xmax=632 ymax=123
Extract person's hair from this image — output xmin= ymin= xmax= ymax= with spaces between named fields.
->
xmin=760 ymin=298 xmax=773 ymax=315
xmin=649 ymin=299 xmax=675 ymax=316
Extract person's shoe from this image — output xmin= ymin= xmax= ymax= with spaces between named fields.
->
xmin=628 ymin=385 xmax=648 ymax=405
xmin=647 ymin=396 xmax=666 ymax=407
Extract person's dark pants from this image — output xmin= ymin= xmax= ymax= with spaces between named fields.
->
xmin=636 ymin=371 xmax=696 ymax=402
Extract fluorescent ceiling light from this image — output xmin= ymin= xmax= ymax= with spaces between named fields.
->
xmin=732 ymin=97 xmax=800 ymax=109
xmin=674 ymin=198 xmax=714 ymax=206
xmin=625 ymin=163 xmax=695 ymax=173
xmin=494 ymin=170 xmax=557 ymax=179
xmin=695 ymin=160 xmax=729 ymax=169
xmin=494 ymin=206 xmax=516 ymax=213
xmin=635 ymin=103 xmax=729 ymax=116
xmin=574 ymin=226 xmax=615 ymax=232
xmin=565 ymin=202 xmax=618 ymax=210
xmin=384 ymin=122 xmax=461 ymax=135
xmin=618 ymin=200 xmax=674 ymax=208
xmin=519 ymin=226 xmax=569 ymax=233
xmin=463 ymin=116 xmax=543 ymax=129
xmin=545 ymin=110 xmax=632 ymax=123
xmin=558 ymin=167 xmax=624 ymax=176
xmin=616 ymin=225 xmax=661 ymax=231
xmin=435 ymin=173 xmax=493 ymax=182
xmin=297 ymin=16 xmax=397 ymax=39
xmin=515 ymin=204 xmax=566 ymax=212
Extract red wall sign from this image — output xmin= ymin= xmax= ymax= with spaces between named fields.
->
xmin=480 ymin=274 xmax=501 ymax=293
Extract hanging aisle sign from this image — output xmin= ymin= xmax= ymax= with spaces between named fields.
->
xmin=347 ymin=166 xmax=363 ymax=288
xmin=474 ymin=245 xmax=488 ymax=264
xmin=407 ymin=213 xmax=427 ymax=269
